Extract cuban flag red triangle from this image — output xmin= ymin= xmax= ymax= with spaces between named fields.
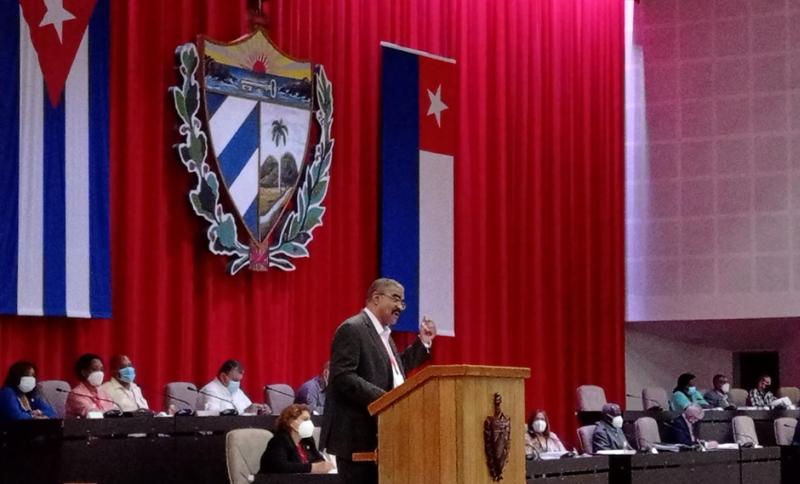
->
xmin=19 ymin=0 xmax=98 ymax=107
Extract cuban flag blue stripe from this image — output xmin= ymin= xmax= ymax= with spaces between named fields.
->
xmin=89 ymin=0 xmax=111 ymax=317
xmin=0 ymin=3 xmax=20 ymax=313
xmin=42 ymin=91 xmax=67 ymax=316
xmin=218 ymin=105 xmax=259 ymax=187
xmin=380 ymin=47 xmax=420 ymax=332
xmin=206 ymin=92 xmax=226 ymax=119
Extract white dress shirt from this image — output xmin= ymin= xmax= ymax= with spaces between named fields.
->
xmin=364 ymin=308 xmax=405 ymax=389
xmin=100 ymin=378 xmax=149 ymax=412
xmin=197 ymin=377 xmax=253 ymax=414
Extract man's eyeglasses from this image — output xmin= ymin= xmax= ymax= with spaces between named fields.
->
xmin=376 ymin=293 xmax=407 ymax=310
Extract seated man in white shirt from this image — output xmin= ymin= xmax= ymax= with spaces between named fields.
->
xmin=100 ymin=354 xmax=149 ymax=412
xmin=197 ymin=359 xmax=269 ymax=414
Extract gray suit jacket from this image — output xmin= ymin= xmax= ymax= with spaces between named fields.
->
xmin=320 ymin=311 xmax=431 ymax=458
xmin=592 ymin=420 xmax=629 ymax=452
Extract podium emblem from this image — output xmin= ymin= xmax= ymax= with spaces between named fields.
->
xmin=483 ymin=393 xmax=511 ymax=481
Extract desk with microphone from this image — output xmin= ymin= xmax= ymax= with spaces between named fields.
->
xmin=55 ymin=387 xmax=124 ymax=418
xmin=186 ymin=385 xmax=239 ymax=416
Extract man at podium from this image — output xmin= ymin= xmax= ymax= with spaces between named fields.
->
xmin=321 ymin=278 xmax=437 ymax=484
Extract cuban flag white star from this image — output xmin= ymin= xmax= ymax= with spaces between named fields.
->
xmin=426 ymin=84 xmax=448 ymax=127
xmin=39 ymin=0 xmax=76 ymax=42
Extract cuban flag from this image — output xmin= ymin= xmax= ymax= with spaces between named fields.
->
xmin=0 ymin=0 xmax=111 ymax=318
xmin=380 ymin=42 xmax=457 ymax=336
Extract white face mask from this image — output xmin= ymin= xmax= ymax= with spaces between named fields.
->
xmin=297 ymin=420 xmax=315 ymax=439
xmin=532 ymin=419 xmax=547 ymax=433
xmin=612 ymin=416 xmax=624 ymax=429
xmin=18 ymin=376 xmax=36 ymax=394
xmin=721 ymin=383 xmax=730 ymax=394
xmin=87 ymin=371 xmax=104 ymax=387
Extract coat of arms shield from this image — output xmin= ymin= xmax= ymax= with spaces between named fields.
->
xmin=171 ymin=24 xmax=334 ymax=274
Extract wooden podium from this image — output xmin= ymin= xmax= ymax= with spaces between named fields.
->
xmin=364 ymin=365 xmax=530 ymax=484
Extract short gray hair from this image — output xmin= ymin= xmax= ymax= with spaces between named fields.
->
xmin=366 ymin=278 xmax=403 ymax=302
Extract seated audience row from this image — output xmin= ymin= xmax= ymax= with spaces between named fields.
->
xmin=666 ymin=372 xmax=790 ymax=411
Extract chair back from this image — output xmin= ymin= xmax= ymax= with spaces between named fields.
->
xmin=641 ymin=387 xmax=667 ymax=410
xmin=226 ymin=428 xmax=272 ymax=484
xmin=264 ymin=383 xmax=295 ymax=415
xmin=576 ymin=385 xmax=607 ymax=412
xmin=164 ymin=381 xmax=197 ymax=412
xmin=577 ymin=425 xmax=596 ymax=454
xmin=729 ymin=388 xmax=748 ymax=407
xmin=634 ymin=416 xmax=661 ymax=450
xmin=732 ymin=415 xmax=759 ymax=446
xmin=36 ymin=380 xmax=70 ymax=418
xmin=774 ymin=417 xmax=797 ymax=445
xmin=778 ymin=387 xmax=800 ymax=405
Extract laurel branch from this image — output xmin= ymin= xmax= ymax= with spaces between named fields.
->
xmin=170 ymin=43 xmax=251 ymax=275
xmin=268 ymin=65 xmax=335 ymax=271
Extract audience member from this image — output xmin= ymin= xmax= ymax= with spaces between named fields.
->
xmin=664 ymin=404 xmax=703 ymax=446
xmin=524 ymin=409 xmax=566 ymax=457
xmin=65 ymin=353 xmax=116 ymax=417
xmin=747 ymin=375 xmax=777 ymax=407
xmin=704 ymin=374 xmax=735 ymax=409
xmin=295 ymin=361 xmax=329 ymax=415
xmin=197 ymin=359 xmax=268 ymax=414
xmin=259 ymin=403 xmax=334 ymax=474
xmin=100 ymin=354 xmax=149 ymax=412
xmin=592 ymin=403 xmax=631 ymax=452
xmin=0 ymin=361 xmax=57 ymax=420
xmin=669 ymin=373 xmax=709 ymax=411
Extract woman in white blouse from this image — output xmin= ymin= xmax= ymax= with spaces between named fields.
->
xmin=524 ymin=409 xmax=567 ymax=457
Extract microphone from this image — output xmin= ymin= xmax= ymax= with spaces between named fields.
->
xmin=186 ymin=386 xmax=238 ymax=415
xmin=56 ymin=387 xmax=123 ymax=417
xmin=627 ymin=393 xmax=663 ymax=411
xmin=164 ymin=392 xmax=196 ymax=416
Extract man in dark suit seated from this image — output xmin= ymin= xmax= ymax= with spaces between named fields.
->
xmin=320 ymin=278 xmax=437 ymax=484
xmin=664 ymin=403 xmax=705 ymax=446
xmin=592 ymin=403 xmax=632 ymax=452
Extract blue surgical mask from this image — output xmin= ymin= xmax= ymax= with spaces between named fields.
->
xmin=227 ymin=380 xmax=241 ymax=394
xmin=119 ymin=366 xmax=136 ymax=383
xmin=687 ymin=386 xmax=697 ymax=394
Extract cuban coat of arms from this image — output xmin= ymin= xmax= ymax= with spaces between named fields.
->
xmin=170 ymin=14 xmax=333 ymax=274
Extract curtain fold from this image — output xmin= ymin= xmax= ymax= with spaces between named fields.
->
xmin=0 ymin=0 xmax=624 ymax=443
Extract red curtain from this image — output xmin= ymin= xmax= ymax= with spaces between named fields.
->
xmin=0 ymin=0 xmax=624 ymax=443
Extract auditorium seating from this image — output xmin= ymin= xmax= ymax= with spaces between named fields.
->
xmin=729 ymin=388 xmax=748 ymax=407
xmin=641 ymin=387 xmax=667 ymax=410
xmin=777 ymin=386 xmax=800 ymax=405
xmin=774 ymin=417 xmax=796 ymax=445
xmin=36 ymin=380 xmax=70 ymax=418
xmin=264 ymin=383 xmax=295 ymax=415
xmin=225 ymin=428 xmax=273 ymax=484
xmin=633 ymin=416 xmax=660 ymax=450
xmin=164 ymin=381 xmax=197 ymax=412
xmin=577 ymin=425 xmax=595 ymax=454
xmin=732 ymin=415 xmax=758 ymax=446
xmin=576 ymin=385 xmax=607 ymax=412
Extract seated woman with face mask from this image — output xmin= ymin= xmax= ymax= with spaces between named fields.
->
xmin=0 ymin=361 xmax=57 ymax=420
xmin=65 ymin=353 xmax=116 ymax=418
xmin=669 ymin=372 xmax=710 ymax=411
xmin=524 ymin=409 xmax=567 ymax=457
xmin=259 ymin=404 xmax=335 ymax=474
xmin=592 ymin=403 xmax=632 ymax=452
